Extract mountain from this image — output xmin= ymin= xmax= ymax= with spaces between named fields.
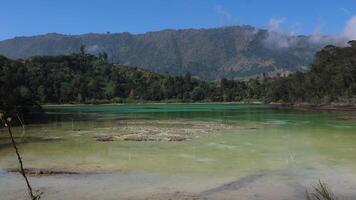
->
xmin=0 ymin=26 xmax=327 ymax=80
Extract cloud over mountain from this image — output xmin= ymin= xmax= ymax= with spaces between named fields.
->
xmin=343 ymin=15 xmax=356 ymax=40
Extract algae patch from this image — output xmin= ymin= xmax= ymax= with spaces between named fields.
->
xmin=94 ymin=120 xmax=242 ymax=142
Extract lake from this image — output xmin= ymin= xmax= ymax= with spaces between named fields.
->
xmin=1 ymin=103 xmax=356 ymax=199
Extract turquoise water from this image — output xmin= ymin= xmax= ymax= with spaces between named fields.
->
xmin=1 ymin=103 xmax=356 ymax=199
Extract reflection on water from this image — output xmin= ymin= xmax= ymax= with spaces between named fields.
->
xmin=1 ymin=103 xmax=356 ymax=199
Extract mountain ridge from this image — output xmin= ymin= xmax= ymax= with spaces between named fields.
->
xmin=0 ymin=25 xmax=327 ymax=80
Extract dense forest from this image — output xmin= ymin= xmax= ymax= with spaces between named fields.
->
xmin=1 ymin=41 xmax=356 ymax=116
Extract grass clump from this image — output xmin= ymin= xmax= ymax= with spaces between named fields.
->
xmin=306 ymin=180 xmax=338 ymax=200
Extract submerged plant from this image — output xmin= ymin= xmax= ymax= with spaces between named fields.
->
xmin=306 ymin=180 xmax=338 ymax=200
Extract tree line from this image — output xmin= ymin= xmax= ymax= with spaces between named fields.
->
xmin=1 ymin=41 xmax=356 ymax=116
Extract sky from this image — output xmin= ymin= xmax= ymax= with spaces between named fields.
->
xmin=0 ymin=0 xmax=355 ymax=40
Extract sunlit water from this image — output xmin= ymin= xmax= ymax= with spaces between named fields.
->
xmin=1 ymin=104 xmax=356 ymax=199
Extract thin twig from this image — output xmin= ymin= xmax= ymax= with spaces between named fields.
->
xmin=16 ymin=112 xmax=26 ymax=140
xmin=5 ymin=119 xmax=35 ymax=199
xmin=16 ymin=112 xmax=25 ymax=130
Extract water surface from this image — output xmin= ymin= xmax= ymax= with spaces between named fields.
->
xmin=1 ymin=104 xmax=356 ymax=199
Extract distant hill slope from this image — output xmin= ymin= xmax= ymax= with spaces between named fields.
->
xmin=0 ymin=26 xmax=327 ymax=79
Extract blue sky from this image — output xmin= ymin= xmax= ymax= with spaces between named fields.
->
xmin=0 ymin=0 xmax=355 ymax=40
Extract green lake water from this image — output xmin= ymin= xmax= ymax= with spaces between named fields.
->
xmin=1 ymin=103 xmax=356 ymax=199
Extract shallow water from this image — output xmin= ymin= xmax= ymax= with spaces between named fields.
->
xmin=1 ymin=103 xmax=356 ymax=199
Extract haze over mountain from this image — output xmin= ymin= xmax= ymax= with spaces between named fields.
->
xmin=0 ymin=25 xmax=337 ymax=80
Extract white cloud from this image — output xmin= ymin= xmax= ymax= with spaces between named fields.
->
xmin=217 ymin=11 xmax=356 ymax=49
xmin=213 ymin=5 xmax=239 ymax=26
xmin=343 ymin=15 xmax=356 ymax=40
xmin=308 ymin=20 xmax=325 ymax=43
xmin=340 ymin=7 xmax=351 ymax=15
xmin=263 ymin=15 xmax=356 ymax=48
xmin=288 ymin=22 xmax=301 ymax=35
xmin=87 ymin=44 xmax=100 ymax=53
xmin=264 ymin=18 xmax=298 ymax=48
xmin=267 ymin=18 xmax=286 ymax=31
xmin=214 ymin=5 xmax=232 ymax=21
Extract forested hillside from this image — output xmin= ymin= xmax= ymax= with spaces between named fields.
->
xmin=0 ymin=26 xmax=326 ymax=79
xmin=0 ymin=51 xmax=267 ymax=108
xmin=1 ymin=41 xmax=356 ymax=116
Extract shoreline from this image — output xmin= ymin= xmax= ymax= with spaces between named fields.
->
xmin=42 ymin=101 xmax=268 ymax=107
xmin=42 ymin=101 xmax=356 ymax=112
xmin=290 ymin=103 xmax=356 ymax=112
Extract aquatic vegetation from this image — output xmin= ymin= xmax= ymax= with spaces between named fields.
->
xmin=306 ymin=180 xmax=338 ymax=200
xmin=93 ymin=120 xmax=242 ymax=142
